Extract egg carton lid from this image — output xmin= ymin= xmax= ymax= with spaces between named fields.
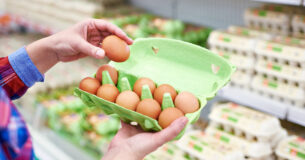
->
xmin=177 ymin=130 xmax=245 ymax=160
xmin=110 ymin=38 xmax=235 ymax=99
xmin=276 ymin=136 xmax=305 ymax=160
xmin=205 ymin=125 xmax=272 ymax=158
xmin=209 ymin=102 xmax=281 ymax=138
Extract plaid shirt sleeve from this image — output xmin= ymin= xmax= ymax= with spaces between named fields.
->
xmin=0 ymin=47 xmax=44 ymax=160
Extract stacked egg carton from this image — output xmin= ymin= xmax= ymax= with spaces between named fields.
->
xmin=276 ymin=136 xmax=305 ymax=160
xmin=208 ymin=29 xmax=256 ymax=89
xmin=292 ymin=14 xmax=305 ymax=39
xmin=145 ymin=142 xmax=195 ymax=160
xmin=208 ymin=102 xmax=287 ymax=160
xmin=244 ymin=8 xmax=290 ymax=36
xmin=177 ymin=130 xmax=245 ymax=160
xmin=253 ymin=38 xmax=305 ymax=107
xmin=4 ymin=0 xmax=102 ymax=33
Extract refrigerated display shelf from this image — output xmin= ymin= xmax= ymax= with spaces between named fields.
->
xmin=287 ymin=107 xmax=305 ymax=127
xmin=253 ymin=0 xmax=302 ymax=6
xmin=217 ymin=86 xmax=288 ymax=119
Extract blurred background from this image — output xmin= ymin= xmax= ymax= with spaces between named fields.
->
xmin=1 ymin=0 xmax=305 ymax=160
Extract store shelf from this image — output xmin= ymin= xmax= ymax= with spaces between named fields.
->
xmin=9 ymin=14 xmax=57 ymax=35
xmin=29 ymin=126 xmax=96 ymax=160
xmin=217 ymin=86 xmax=288 ymax=119
xmin=287 ymin=107 xmax=305 ymax=127
xmin=253 ymin=0 xmax=302 ymax=5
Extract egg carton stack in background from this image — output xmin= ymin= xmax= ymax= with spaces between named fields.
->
xmin=207 ymin=102 xmax=287 ymax=160
xmin=145 ymin=142 xmax=195 ymax=160
xmin=253 ymin=38 xmax=305 ymax=108
xmin=208 ymin=29 xmax=257 ymax=89
xmin=177 ymin=130 xmax=245 ymax=160
xmin=4 ymin=0 xmax=102 ymax=34
xmin=292 ymin=14 xmax=305 ymax=39
xmin=244 ymin=8 xmax=290 ymax=36
xmin=275 ymin=136 xmax=305 ymax=160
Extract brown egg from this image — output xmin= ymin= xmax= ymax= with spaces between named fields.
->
xmin=158 ymin=108 xmax=184 ymax=129
xmin=133 ymin=77 xmax=156 ymax=96
xmin=116 ymin=91 xmax=140 ymax=111
xmin=153 ymin=84 xmax=177 ymax=104
xmin=102 ymin=35 xmax=130 ymax=62
xmin=136 ymin=99 xmax=161 ymax=119
xmin=79 ymin=77 xmax=100 ymax=94
xmin=96 ymin=64 xmax=118 ymax=84
xmin=96 ymin=84 xmax=119 ymax=102
xmin=175 ymin=91 xmax=199 ymax=114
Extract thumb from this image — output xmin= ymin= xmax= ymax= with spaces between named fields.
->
xmin=77 ymin=40 xmax=105 ymax=59
xmin=153 ymin=117 xmax=188 ymax=147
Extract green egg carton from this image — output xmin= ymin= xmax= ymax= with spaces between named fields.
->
xmin=74 ymin=38 xmax=235 ymax=139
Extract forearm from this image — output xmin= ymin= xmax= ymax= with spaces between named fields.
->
xmin=26 ymin=36 xmax=59 ymax=74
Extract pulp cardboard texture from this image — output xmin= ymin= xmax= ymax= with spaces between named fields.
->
xmin=292 ymin=15 xmax=305 ymax=39
xmin=208 ymin=31 xmax=256 ymax=55
xmin=205 ymin=126 xmax=273 ymax=159
xmin=177 ymin=130 xmax=245 ymax=160
xmin=255 ymin=40 xmax=305 ymax=65
xmin=209 ymin=102 xmax=282 ymax=142
xmin=75 ymin=38 xmax=235 ymax=139
xmin=255 ymin=58 xmax=305 ymax=83
xmin=228 ymin=26 xmax=272 ymax=40
xmin=251 ymin=74 xmax=305 ymax=107
xmin=244 ymin=8 xmax=290 ymax=36
xmin=276 ymin=136 xmax=305 ymax=160
xmin=211 ymin=48 xmax=255 ymax=70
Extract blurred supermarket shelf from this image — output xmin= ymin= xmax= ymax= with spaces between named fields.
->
xmin=29 ymin=126 xmax=95 ymax=160
xmin=287 ymin=107 xmax=305 ymax=127
xmin=253 ymin=0 xmax=303 ymax=5
xmin=217 ymin=86 xmax=288 ymax=119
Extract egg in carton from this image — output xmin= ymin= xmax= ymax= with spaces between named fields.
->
xmin=250 ymin=73 xmax=305 ymax=108
xmin=177 ymin=130 xmax=245 ymax=160
xmin=208 ymin=31 xmax=256 ymax=58
xmin=276 ymin=136 xmax=305 ymax=160
xmin=255 ymin=40 xmax=305 ymax=70
xmin=255 ymin=57 xmax=305 ymax=88
xmin=209 ymin=102 xmax=283 ymax=145
xmin=244 ymin=8 xmax=290 ymax=36
xmin=205 ymin=125 xmax=275 ymax=160
xmin=75 ymin=38 xmax=235 ymax=139
xmin=292 ymin=14 xmax=305 ymax=39
xmin=228 ymin=26 xmax=273 ymax=40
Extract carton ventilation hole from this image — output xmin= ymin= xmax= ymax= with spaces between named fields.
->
xmin=211 ymin=64 xmax=220 ymax=74
xmin=152 ymin=46 xmax=159 ymax=54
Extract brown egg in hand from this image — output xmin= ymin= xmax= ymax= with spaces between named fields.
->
xmin=101 ymin=35 xmax=130 ymax=62
xmin=158 ymin=108 xmax=184 ymax=129
xmin=96 ymin=64 xmax=118 ymax=84
xmin=79 ymin=77 xmax=100 ymax=94
xmin=136 ymin=99 xmax=161 ymax=119
xmin=133 ymin=77 xmax=156 ymax=96
xmin=153 ymin=84 xmax=177 ymax=104
xmin=116 ymin=91 xmax=140 ymax=111
xmin=96 ymin=84 xmax=119 ymax=102
xmin=175 ymin=91 xmax=199 ymax=114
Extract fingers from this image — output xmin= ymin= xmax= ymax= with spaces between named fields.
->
xmin=77 ymin=39 xmax=105 ymax=59
xmin=153 ymin=117 xmax=188 ymax=147
xmin=93 ymin=19 xmax=133 ymax=45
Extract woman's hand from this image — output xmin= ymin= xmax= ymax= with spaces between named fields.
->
xmin=102 ymin=117 xmax=188 ymax=160
xmin=26 ymin=19 xmax=133 ymax=74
